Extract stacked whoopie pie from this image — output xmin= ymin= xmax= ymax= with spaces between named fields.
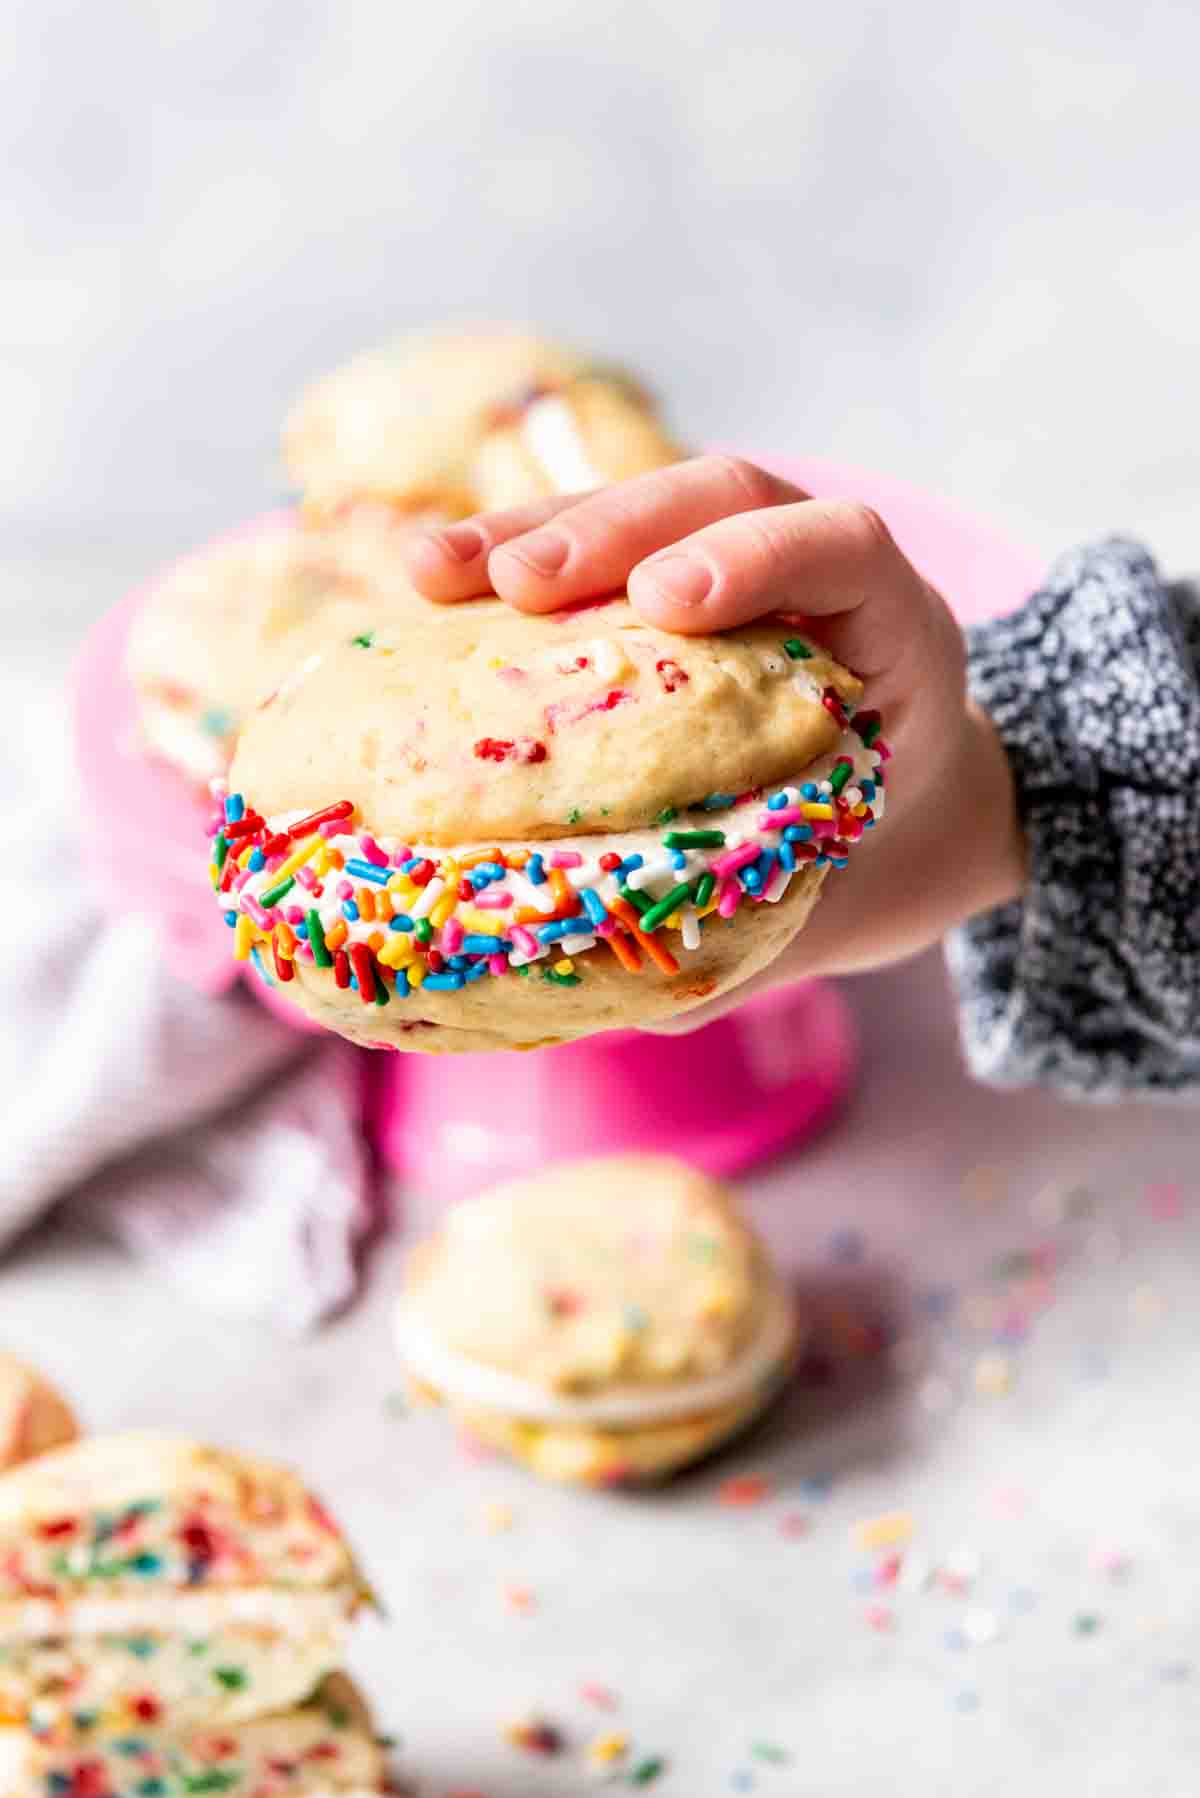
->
xmin=0 ymin=1434 xmax=388 ymax=1797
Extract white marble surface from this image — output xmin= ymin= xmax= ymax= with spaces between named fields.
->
xmin=4 ymin=953 xmax=1200 ymax=1797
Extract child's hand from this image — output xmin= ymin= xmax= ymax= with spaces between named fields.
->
xmin=405 ymin=456 xmax=1025 ymax=1026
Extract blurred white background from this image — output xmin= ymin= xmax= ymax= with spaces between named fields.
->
xmin=3 ymin=0 xmax=1197 ymax=671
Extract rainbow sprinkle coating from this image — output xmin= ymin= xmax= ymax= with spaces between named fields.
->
xmin=209 ymin=705 xmax=888 ymax=1009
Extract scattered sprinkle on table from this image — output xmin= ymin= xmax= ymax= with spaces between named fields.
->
xmin=1074 ymin=1611 xmax=1102 ymax=1636
xmin=973 ymin=1353 xmax=1013 ymax=1396
xmin=503 ymin=1715 xmax=563 ymax=1755
xmin=749 ymin=1741 xmax=789 ymax=1764
xmin=630 ymin=1756 xmax=666 ymax=1785
xmin=502 ymin=1581 xmax=536 ymax=1615
xmin=852 ymin=1511 xmax=914 ymax=1553
xmin=585 ymin=1730 xmax=629 ymax=1769
xmin=580 ymin=1682 xmax=619 ymax=1710
xmin=718 ymin=1473 xmax=772 ymax=1508
xmin=481 ymin=1501 xmax=514 ymax=1534
xmin=778 ymin=1511 xmax=810 ymax=1539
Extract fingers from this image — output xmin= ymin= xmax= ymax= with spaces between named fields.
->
xmin=631 ymin=499 xmax=938 ymax=678
xmin=402 ymin=492 xmax=593 ymax=602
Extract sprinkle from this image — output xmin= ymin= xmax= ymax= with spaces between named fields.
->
xmin=352 ymin=630 xmax=375 ymax=648
xmin=1074 ymin=1612 xmax=1102 ymax=1636
xmin=481 ymin=1502 xmax=514 ymax=1535
xmin=549 ymin=849 xmax=583 ymax=868
xmin=973 ymin=1354 xmax=1013 ymax=1397
xmin=852 ymin=1512 xmax=914 ymax=1553
xmin=272 ymin=939 xmax=294 ymax=982
xmin=344 ymin=857 xmax=391 ymax=886
xmin=287 ymin=801 xmax=355 ymax=837
xmin=423 ymin=972 xmax=466 ymax=990
xmin=864 ymin=1604 xmax=894 ymax=1631
xmin=580 ymin=1683 xmax=619 ymax=1711
xmin=783 ymin=638 xmax=811 ymax=659
xmin=233 ymin=915 xmax=256 ymax=961
xmin=703 ymin=793 xmax=736 ymax=810
xmin=779 ymin=1513 xmax=810 ymax=1539
xmin=750 ymin=1742 xmax=790 ymax=1765
xmin=526 ymin=853 xmax=547 ymax=885
xmin=605 ymin=930 xmax=643 ymax=973
xmin=631 ymin=1757 xmax=666 ymax=1785
xmin=579 ymin=887 xmax=609 ymax=928
xmin=586 ymin=1731 xmax=629 ymax=1768
xmin=503 ymin=1717 xmax=563 ymax=1756
xmin=712 ymin=842 xmax=759 ymax=879
xmin=718 ymin=1473 xmax=772 ymax=1508
xmin=828 ymin=759 xmax=854 ymax=796
xmin=663 ymin=829 xmax=725 ymax=849
xmin=259 ymin=875 xmax=295 ymax=909
xmin=224 ymin=794 xmax=245 ymax=823
xmin=349 ymin=943 xmax=376 ymax=1005
xmin=462 ymin=934 xmax=509 ymax=954
xmin=502 ymin=1582 xmax=536 ymax=1615
xmin=692 ymin=872 xmax=716 ymax=908
xmin=638 ymin=883 xmax=695 ymax=933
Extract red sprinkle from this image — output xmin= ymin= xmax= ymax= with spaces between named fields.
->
xmin=655 ymin=657 xmax=689 ymax=693
xmin=349 ymin=943 xmax=376 ymax=1004
xmin=427 ymin=950 xmax=446 ymax=974
xmin=599 ymin=852 xmax=623 ymax=872
xmin=409 ymin=859 xmax=435 ymax=887
xmin=37 ymin=1517 xmax=79 ymax=1541
xmin=717 ymin=1473 xmax=773 ymax=1508
xmin=822 ymin=686 xmax=849 ymax=727
xmin=474 ymin=736 xmax=549 ymax=764
xmin=457 ymin=878 xmax=474 ymax=901
xmin=222 ymin=813 xmax=265 ymax=841
xmin=333 ymin=950 xmax=350 ymax=990
xmin=272 ymin=940 xmax=295 ymax=983
xmin=287 ymin=801 xmax=354 ymax=837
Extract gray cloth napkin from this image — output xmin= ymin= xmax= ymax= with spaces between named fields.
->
xmin=0 ymin=676 xmax=374 ymax=1329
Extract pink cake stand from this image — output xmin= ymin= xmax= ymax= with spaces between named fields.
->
xmin=71 ymin=459 xmax=1043 ymax=1202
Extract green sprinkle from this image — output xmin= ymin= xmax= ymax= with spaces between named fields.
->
xmin=751 ymin=1741 xmax=790 ymax=1764
xmin=136 ymin=1781 xmax=168 ymax=1797
xmin=182 ymin=1775 xmax=240 ymax=1794
xmin=352 ymin=630 xmax=375 ymax=648
xmin=125 ymin=1637 xmax=157 ymax=1659
xmin=213 ymin=833 xmax=229 ymax=872
xmin=654 ymin=807 xmax=677 ymax=826
xmin=858 ymin=717 xmax=881 ymax=746
xmin=1074 ymin=1612 xmax=1102 ymax=1636
xmin=327 ymin=1704 xmax=352 ymax=1730
xmin=618 ymin=884 xmax=651 ymax=914
xmin=783 ymin=638 xmax=812 ymax=660
xmin=828 ymin=760 xmax=853 ymax=796
xmin=692 ymin=872 xmax=716 ymax=908
xmin=373 ymin=970 xmax=391 ymax=1006
xmin=307 ymin=909 xmax=332 ymax=968
xmin=566 ymin=807 xmax=583 ymax=824
xmin=515 ymin=964 xmax=531 ymax=976
xmin=543 ymin=969 xmax=582 ymax=987
xmin=72 ymin=1709 xmax=99 ymax=1733
xmin=638 ymin=882 xmax=694 ymax=932
xmin=200 ymin=707 xmax=235 ymax=738
xmin=213 ymin=1666 xmax=248 ymax=1690
xmin=258 ymin=875 xmax=295 ymax=909
xmin=663 ymin=829 xmax=726 ymax=849
xmin=125 ymin=1552 xmax=164 ymax=1578
xmin=414 ymin=918 xmax=433 ymax=943
xmin=631 ymin=1757 xmax=666 ymax=1785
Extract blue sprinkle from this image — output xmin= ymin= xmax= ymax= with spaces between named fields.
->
xmin=223 ymin=910 xmax=238 ymax=927
xmin=224 ymin=794 xmax=245 ymax=823
xmin=526 ymin=853 xmax=547 ymax=885
xmin=295 ymin=921 xmax=309 ymax=939
xmin=767 ymin=791 xmax=789 ymax=811
xmin=578 ymin=888 xmax=608 ymax=929
xmin=462 ymin=960 xmax=490 ymax=982
xmin=801 ymin=782 xmax=818 ymax=800
xmin=390 ymin=915 xmax=414 ymax=932
xmin=944 ymin=1627 xmax=968 ymax=1652
xmin=537 ymin=920 xmax=576 ymax=944
xmin=341 ymin=901 xmax=360 ymax=922
xmin=249 ymin=946 xmax=273 ymax=987
xmin=800 ymin=1473 xmax=833 ymax=1499
xmin=755 ymin=848 xmax=777 ymax=880
xmin=860 ymin=779 xmax=876 ymax=800
xmin=618 ymin=853 xmax=644 ymax=876
xmin=422 ymin=972 xmax=465 ymax=991
xmin=670 ymin=850 xmax=687 ymax=869
xmin=952 ymin=1689 xmax=980 ymax=1714
xmin=345 ymin=857 xmax=391 ymax=885
xmin=702 ymin=793 xmax=735 ymax=811
xmin=462 ymin=933 xmax=507 ymax=954
xmin=247 ymin=847 xmax=265 ymax=872
xmin=814 ymin=854 xmax=828 ymax=869
xmin=740 ymin=868 xmax=763 ymax=893
xmin=469 ymin=869 xmax=491 ymax=891
xmin=399 ymin=857 xmax=423 ymax=875
xmin=864 ymin=814 xmax=877 ymax=828
xmin=394 ymin=968 xmax=410 ymax=998
xmin=477 ymin=862 xmax=506 ymax=882
xmin=783 ymin=824 xmax=813 ymax=843
xmin=448 ymin=954 xmax=471 ymax=971
xmin=779 ymin=843 xmax=796 ymax=873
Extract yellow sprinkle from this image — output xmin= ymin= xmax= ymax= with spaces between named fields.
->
xmin=238 ymin=844 xmax=256 ymax=869
xmin=665 ymin=910 xmax=682 ymax=930
xmin=408 ymin=962 xmax=427 ymax=989
xmin=273 ymin=832 xmax=325 ymax=883
xmin=233 ymin=914 xmax=256 ymax=962
xmin=209 ymin=863 xmax=220 ymax=890
xmin=974 ymin=1353 xmax=1013 ymax=1397
xmin=852 ymin=1511 xmax=914 ymax=1553
xmin=481 ymin=1501 xmax=514 ymax=1535
xmin=853 ymin=802 xmax=869 ymax=817
xmin=586 ymin=1731 xmax=629 ymax=1767
xmin=554 ymin=958 xmax=575 ymax=975
xmin=314 ymin=844 xmax=334 ymax=877
xmin=800 ymin=802 xmax=835 ymax=820
xmin=388 ymin=873 xmax=417 ymax=898
xmin=430 ymin=892 xmax=457 ymax=928
xmin=378 ymin=935 xmax=411 ymax=970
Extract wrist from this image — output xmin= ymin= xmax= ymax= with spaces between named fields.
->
xmin=958 ymin=700 xmax=1025 ymax=916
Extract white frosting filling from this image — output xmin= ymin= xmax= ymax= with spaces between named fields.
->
xmin=0 ymin=1584 xmax=355 ymax=1645
xmin=520 ymin=394 xmax=603 ymax=491
xmin=394 ymin=1282 xmax=798 ymax=1428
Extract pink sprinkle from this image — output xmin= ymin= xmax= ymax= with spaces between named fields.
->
xmin=580 ymin=1683 xmax=619 ymax=1711
xmin=358 ymin=834 xmax=389 ymax=866
xmin=336 ymin=879 xmax=353 ymax=900
xmin=809 ymin=816 xmax=838 ymax=841
xmin=294 ymin=866 xmax=317 ymax=891
xmin=550 ymin=850 xmax=583 ymax=868
xmin=865 ymin=1604 xmax=894 ymax=1632
xmin=1146 ymin=1182 xmax=1182 ymax=1220
xmin=295 ymin=942 xmax=315 ymax=964
xmin=510 ymin=925 xmax=538 ymax=956
xmin=284 ymin=905 xmax=305 ymax=925
xmin=475 ymin=890 xmax=513 ymax=910
xmin=779 ymin=1512 xmax=811 ymax=1539
xmin=205 ymin=818 xmax=222 ymax=839
xmin=875 ymin=737 xmax=893 ymax=762
xmin=319 ymin=820 xmax=344 ymax=839
xmin=263 ymin=854 xmax=285 ymax=873
xmin=717 ymin=877 xmax=742 ymax=919
xmin=241 ymin=896 xmax=271 ymax=929
xmin=392 ymin=846 xmax=414 ymax=866
xmin=712 ymin=842 xmax=759 ymax=879
xmin=233 ymin=869 xmax=253 ymax=892
xmin=758 ymin=804 xmax=803 ymax=829
xmin=441 ymin=917 xmax=464 ymax=955
xmin=488 ymin=954 xmax=508 ymax=976
xmin=595 ymin=919 xmax=616 ymax=938
xmin=875 ymin=1554 xmax=903 ymax=1588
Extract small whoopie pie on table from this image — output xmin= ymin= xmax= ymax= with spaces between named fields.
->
xmin=209 ymin=591 xmax=887 ymax=1051
xmin=394 ymin=1155 xmax=801 ymax=1485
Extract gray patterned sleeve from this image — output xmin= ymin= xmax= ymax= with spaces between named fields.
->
xmin=945 ymin=537 xmax=1200 ymax=1097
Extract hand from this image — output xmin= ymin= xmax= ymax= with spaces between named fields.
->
xmin=404 ymin=456 xmax=1025 ymax=1027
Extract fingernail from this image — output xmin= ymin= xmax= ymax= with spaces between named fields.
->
xmin=500 ymin=529 xmax=570 ymax=577
xmin=642 ymin=553 xmax=712 ymax=609
xmin=433 ymin=523 xmax=484 ymax=562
